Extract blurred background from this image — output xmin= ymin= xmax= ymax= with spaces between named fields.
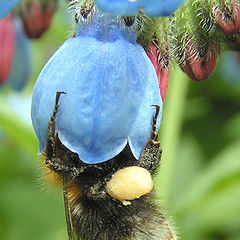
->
xmin=0 ymin=1 xmax=240 ymax=240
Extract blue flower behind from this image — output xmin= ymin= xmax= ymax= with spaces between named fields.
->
xmin=94 ymin=0 xmax=186 ymax=16
xmin=0 ymin=0 xmax=20 ymax=19
xmin=31 ymin=10 xmax=162 ymax=164
xmin=7 ymin=18 xmax=32 ymax=91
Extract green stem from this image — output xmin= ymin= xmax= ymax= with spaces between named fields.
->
xmin=154 ymin=66 xmax=189 ymax=207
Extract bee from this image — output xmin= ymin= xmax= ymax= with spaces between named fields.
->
xmin=42 ymin=91 xmax=176 ymax=240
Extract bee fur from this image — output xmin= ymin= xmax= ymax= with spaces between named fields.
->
xmin=42 ymin=92 xmax=176 ymax=240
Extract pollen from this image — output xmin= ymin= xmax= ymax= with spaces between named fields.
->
xmin=106 ymin=166 xmax=153 ymax=204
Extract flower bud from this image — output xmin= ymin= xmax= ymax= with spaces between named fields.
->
xmin=181 ymin=37 xmax=218 ymax=81
xmin=0 ymin=15 xmax=15 ymax=85
xmin=19 ymin=0 xmax=57 ymax=39
xmin=213 ymin=0 xmax=240 ymax=35
xmin=170 ymin=0 xmax=219 ymax=81
xmin=147 ymin=41 xmax=169 ymax=101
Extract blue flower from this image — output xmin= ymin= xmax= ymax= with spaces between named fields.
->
xmin=7 ymin=18 xmax=32 ymax=91
xmin=31 ymin=11 xmax=162 ymax=164
xmin=0 ymin=0 xmax=20 ymax=19
xmin=0 ymin=17 xmax=32 ymax=91
xmin=94 ymin=0 xmax=186 ymax=17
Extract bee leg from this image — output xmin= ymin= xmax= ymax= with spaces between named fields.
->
xmin=44 ymin=92 xmax=88 ymax=180
xmin=45 ymin=91 xmax=66 ymax=161
xmin=138 ymin=105 xmax=162 ymax=175
xmin=44 ymin=91 xmax=74 ymax=240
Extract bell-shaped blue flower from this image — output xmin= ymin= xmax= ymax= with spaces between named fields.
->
xmin=94 ymin=0 xmax=186 ymax=17
xmin=0 ymin=0 xmax=20 ymax=19
xmin=31 ymin=10 xmax=163 ymax=164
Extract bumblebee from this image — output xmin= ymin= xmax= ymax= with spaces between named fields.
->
xmin=42 ymin=92 xmax=176 ymax=240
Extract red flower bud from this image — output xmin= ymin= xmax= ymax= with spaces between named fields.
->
xmin=147 ymin=42 xmax=169 ymax=102
xmin=20 ymin=0 xmax=56 ymax=39
xmin=214 ymin=0 xmax=240 ymax=35
xmin=181 ymin=37 xmax=218 ymax=81
xmin=0 ymin=15 xmax=15 ymax=85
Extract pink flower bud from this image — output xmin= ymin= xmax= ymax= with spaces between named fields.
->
xmin=0 ymin=15 xmax=15 ymax=85
xmin=182 ymin=37 xmax=218 ymax=81
xmin=20 ymin=0 xmax=56 ymax=39
xmin=214 ymin=0 xmax=240 ymax=35
xmin=147 ymin=42 xmax=169 ymax=102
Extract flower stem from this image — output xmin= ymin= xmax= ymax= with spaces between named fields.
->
xmin=154 ymin=66 xmax=189 ymax=207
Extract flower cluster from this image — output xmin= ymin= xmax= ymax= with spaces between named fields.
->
xmin=170 ymin=0 xmax=240 ymax=81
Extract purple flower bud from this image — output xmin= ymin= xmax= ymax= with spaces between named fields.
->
xmin=20 ymin=0 xmax=57 ymax=39
xmin=214 ymin=0 xmax=240 ymax=35
xmin=147 ymin=41 xmax=169 ymax=102
xmin=181 ymin=37 xmax=218 ymax=81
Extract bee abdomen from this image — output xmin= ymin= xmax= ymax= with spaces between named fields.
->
xmin=70 ymin=190 xmax=176 ymax=240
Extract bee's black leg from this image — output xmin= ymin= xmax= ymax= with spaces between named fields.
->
xmin=138 ymin=105 xmax=162 ymax=175
xmin=44 ymin=91 xmax=74 ymax=240
xmin=49 ymin=91 xmax=66 ymax=140
xmin=44 ymin=91 xmax=87 ymax=180
xmin=45 ymin=91 xmax=66 ymax=160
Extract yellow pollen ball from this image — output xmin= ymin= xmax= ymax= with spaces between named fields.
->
xmin=106 ymin=166 xmax=154 ymax=203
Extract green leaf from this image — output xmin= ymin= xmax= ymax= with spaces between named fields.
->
xmin=170 ymin=133 xmax=205 ymax=206
xmin=174 ymin=140 xmax=240 ymax=221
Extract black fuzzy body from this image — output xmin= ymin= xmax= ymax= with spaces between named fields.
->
xmin=68 ymin=147 xmax=174 ymax=240
xmin=43 ymin=92 xmax=175 ymax=240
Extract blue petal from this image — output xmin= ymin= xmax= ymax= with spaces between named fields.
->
xmin=0 ymin=0 xmax=20 ymax=19
xmin=31 ymin=12 xmax=162 ymax=164
xmin=94 ymin=0 xmax=186 ymax=16
xmin=76 ymin=11 xmax=136 ymax=42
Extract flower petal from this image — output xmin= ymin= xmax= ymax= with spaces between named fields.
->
xmin=94 ymin=0 xmax=186 ymax=16
xmin=32 ymin=36 xmax=162 ymax=164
